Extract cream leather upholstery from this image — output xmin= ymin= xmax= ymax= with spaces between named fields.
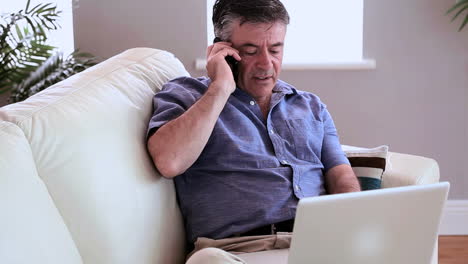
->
xmin=0 ymin=121 xmax=82 ymax=264
xmin=0 ymin=48 xmax=189 ymax=264
xmin=383 ymin=151 xmax=440 ymax=187
xmin=0 ymin=48 xmax=440 ymax=264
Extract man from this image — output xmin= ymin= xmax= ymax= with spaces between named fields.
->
xmin=147 ymin=0 xmax=360 ymax=263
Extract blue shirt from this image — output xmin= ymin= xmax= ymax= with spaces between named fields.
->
xmin=147 ymin=76 xmax=349 ymax=243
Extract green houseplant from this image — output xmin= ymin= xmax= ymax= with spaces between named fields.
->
xmin=0 ymin=0 xmax=96 ymax=103
xmin=447 ymin=0 xmax=468 ymax=31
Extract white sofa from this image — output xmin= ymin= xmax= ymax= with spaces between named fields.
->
xmin=0 ymin=48 xmax=440 ymax=264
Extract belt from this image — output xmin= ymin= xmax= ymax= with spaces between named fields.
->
xmin=230 ymin=218 xmax=295 ymax=237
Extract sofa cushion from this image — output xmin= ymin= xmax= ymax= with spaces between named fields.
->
xmin=342 ymin=145 xmax=388 ymax=190
xmin=0 ymin=48 xmax=189 ymax=264
xmin=0 ymin=121 xmax=83 ymax=264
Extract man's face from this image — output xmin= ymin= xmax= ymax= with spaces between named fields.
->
xmin=229 ymin=21 xmax=286 ymax=98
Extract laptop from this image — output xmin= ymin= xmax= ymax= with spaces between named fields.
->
xmin=288 ymin=182 xmax=449 ymax=264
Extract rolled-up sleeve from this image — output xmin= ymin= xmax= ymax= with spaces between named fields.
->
xmin=320 ymin=105 xmax=350 ymax=172
xmin=146 ymin=77 xmax=203 ymax=140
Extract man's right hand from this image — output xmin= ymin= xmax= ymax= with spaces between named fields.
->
xmin=206 ymin=41 xmax=241 ymax=95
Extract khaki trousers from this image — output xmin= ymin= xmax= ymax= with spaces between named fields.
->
xmin=186 ymin=232 xmax=292 ymax=264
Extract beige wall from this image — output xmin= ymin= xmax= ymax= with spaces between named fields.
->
xmin=73 ymin=0 xmax=465 ymax=199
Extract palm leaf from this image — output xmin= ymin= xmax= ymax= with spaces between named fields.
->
xmin=446 ymin=0 xmax=468 ymax=14
xmin=26 ymin=1 xmax=41 ymax=14
xmin=450 ymin=4 xmax=468 ymax=22
xmin=0 ymin=15 xmax=56 ymax=93
xmin=1 ymin=0 xmax=97 ymax=100
xmin=25 ymin=0 xmax=31 ymax=13
xmin=10 ymin=52 xmax=62 ymax=101
xmin=447 ymin=0 xmax=468 ymax=31
xmin=459 ymin=14 xmax=468 ymax=31
xmin=10 ymin=51 xmax=97 ymax=102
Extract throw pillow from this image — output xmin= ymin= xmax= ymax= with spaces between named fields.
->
xmin=341 ymin=145 xmax=388 ymax=191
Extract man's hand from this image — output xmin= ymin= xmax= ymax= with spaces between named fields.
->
xmin=206 ymin=41 xmax=241 ymax=96
xmin=325 ymin=164 xmax=361 ymax=194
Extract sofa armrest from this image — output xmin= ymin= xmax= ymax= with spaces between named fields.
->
xmin=382 ymin=151 xmax=440 ymax=188
xmin=381 ymin=151 xmax=441 ymax=264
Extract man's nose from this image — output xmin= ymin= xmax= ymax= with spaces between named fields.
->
xmin=256 ymin=50 xmax=273 ymax=69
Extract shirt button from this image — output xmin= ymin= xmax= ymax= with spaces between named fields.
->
xmin=270 ymin=129 xmax=275 ymax=135
xmin=282 ymin=160 xmax=288 ymax=165
xmin=294 ymin=185 xmax=300 ymax=191
xmin=249 ymin=100 xmax=255 ymax=106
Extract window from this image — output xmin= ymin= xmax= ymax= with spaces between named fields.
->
xmin=204 ymin=0 xmax=374 ymax=70
xmin=0 ymin=0 xmax=75 ymax=55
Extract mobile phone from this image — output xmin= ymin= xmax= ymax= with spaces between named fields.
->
xmin=213 ymin=37 xmax=238 ymax=82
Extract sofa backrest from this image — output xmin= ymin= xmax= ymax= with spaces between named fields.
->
xmin=0 ymin=48 xmax=189 ymax=264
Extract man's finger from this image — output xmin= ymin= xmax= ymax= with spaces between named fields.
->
xmin=206 ymin=45 xmax=214 ymax=58
xmin=208 ymin=46 xmax=240 ymax=62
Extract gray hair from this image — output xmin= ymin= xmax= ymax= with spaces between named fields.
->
xmin=212 ymin=0 xmax=290 ymax=41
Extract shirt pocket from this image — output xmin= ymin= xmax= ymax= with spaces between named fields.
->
xmin=286 ymin=119 xmax=324 ymax=163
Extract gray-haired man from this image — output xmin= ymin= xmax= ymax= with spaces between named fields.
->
xmin=146 ymin=0 xmax=360 ymax=263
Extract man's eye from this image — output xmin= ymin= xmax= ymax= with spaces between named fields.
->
xmin=244 ymin=50 xmax=256 ymax=55
xmin=270 ymin=50 xmax=280 ymax=55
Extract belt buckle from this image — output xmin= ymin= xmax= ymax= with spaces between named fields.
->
xmin=270 ymin=223 xmax=277 ymax=235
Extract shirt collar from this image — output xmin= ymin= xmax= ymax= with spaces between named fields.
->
xmin=273 ymin=80 xmax=296 ymax=95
